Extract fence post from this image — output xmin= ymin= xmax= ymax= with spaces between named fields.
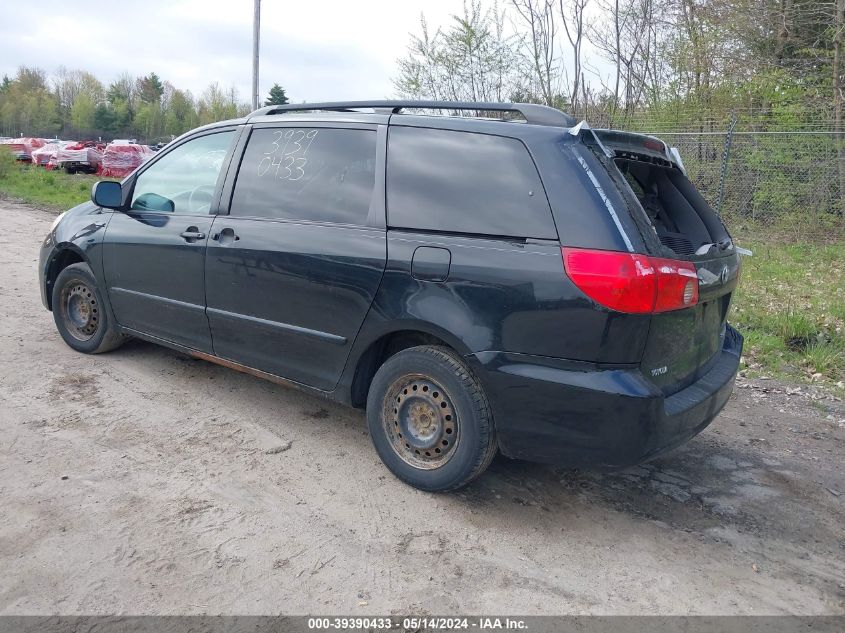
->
xmin=716 ymin=112 xmax=738 ymax=216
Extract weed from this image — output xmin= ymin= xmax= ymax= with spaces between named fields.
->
xmin=732 ymin=240 xmax=845 ymax=389
xmin=0 ymin=162 xmax=113 ymax=210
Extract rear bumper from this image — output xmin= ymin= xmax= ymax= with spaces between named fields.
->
xmin=473 ymin=325 xmax=743 ymax=468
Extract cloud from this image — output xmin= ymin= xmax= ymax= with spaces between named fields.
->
xmin=0 ymin=0 xmax=459 ymax=103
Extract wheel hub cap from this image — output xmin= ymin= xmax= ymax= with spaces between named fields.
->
xmin=402 ymin=400 xmax=441 ymax=449
xmin=385 ymin=377 xmax=458 ymax=469
xmin=62 ymin=282 xmax=99 ymax=341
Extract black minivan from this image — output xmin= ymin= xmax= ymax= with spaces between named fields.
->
xmin=39 ymin=101 xmax=743 ymax=491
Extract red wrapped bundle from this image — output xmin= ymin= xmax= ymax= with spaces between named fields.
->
xmin=31 ymin=142 xmax=64 ymax=169
xmin=99 ymin=143 xmax=154 ymax=178
xmin=0 ymin=137 xmax=45 ymax=161
xmin=56 ymin=141 xmax=103 ymax=173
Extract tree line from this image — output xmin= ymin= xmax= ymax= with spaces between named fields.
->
xmin=1 ymin=0 xmax=841 ymax=219
xmin=394 ymin=0 xmax=844 ymax=220
xmin=395 ymin=0 xmax=842 ymax=132
xmin=3 ymin=1 xmax=838 ymax=139
xmin=0 ymin=67 xmax=291 ymax=143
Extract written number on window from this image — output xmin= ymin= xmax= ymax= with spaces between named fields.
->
xmin=257 ymin=129 xmax=319 ymax=181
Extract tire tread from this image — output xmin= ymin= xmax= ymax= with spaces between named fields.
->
xmin=423 ymin=346 xmax=497 ymax=491
xmin=367 ymin=344 xmax=497 ymax=491
xmin=53 ymin=262 xmax=124 ymax=354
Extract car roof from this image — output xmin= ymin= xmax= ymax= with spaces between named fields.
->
xmin=249 ymin=100 xmax=575 ymax=125
xmin=201 ymin=100 xmax=577 ymax=139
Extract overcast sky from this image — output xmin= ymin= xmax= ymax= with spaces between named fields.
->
xmin=1 ymin=0 xmax=464 ymax=103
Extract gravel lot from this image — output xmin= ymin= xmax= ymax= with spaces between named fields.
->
xmin=0 ymin=200 xmax=843 ymax=615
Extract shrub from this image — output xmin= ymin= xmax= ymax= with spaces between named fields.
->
xmin=0 ymin=148 xmax=16 ymax=179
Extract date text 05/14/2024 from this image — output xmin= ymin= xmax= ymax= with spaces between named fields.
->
xmin=307 ymin=616 xmax=528 ymax=630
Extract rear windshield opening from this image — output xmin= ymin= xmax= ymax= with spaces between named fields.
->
xmin=615 ymin=157 xmax=729 ymax=258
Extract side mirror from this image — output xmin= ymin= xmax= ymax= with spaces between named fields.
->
xmin=91 ymin=181 xmax=123 ymax=209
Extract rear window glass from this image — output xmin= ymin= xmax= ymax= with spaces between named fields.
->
xmin=387 ymin=127 xmax=556 ymax=239
xmin=231 ymin=127 xmax=377 ymax=225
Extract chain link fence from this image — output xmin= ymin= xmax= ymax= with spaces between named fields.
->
xmin=586 ymin=109 xmax=845 ymax=233
xmin=651 ymin=131 xmax=843 ymax=226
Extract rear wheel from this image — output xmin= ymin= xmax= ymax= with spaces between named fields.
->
xmin=366 ymin=345 xmax=497 ymax=491
xmin=52 ymin=262 xmax=124 ymax=354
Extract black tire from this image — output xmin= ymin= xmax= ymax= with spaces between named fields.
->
xmin=366 ymin=345 xmax=497 ymax=492
xmin=52 ymin=262 xmax=124 ymax=354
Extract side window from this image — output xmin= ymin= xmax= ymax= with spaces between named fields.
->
xmin=387 ymin=127 xmax=556 ymax=239
xmin=130 ymin=131 xmax=234 ymax=214
xmin=230 ymin=127 xmax=377 ymax=225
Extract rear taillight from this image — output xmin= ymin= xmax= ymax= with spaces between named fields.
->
xmin=562 ymin=247 xmax=698 ymax=314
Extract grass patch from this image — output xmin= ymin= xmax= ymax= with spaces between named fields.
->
xmin=726 ymin=208 xmax=845 ymax=245
xmin=0 ymin=152 xmax=111 ymax=211
xmin=731 ymin=240 xmax=845 ymax=389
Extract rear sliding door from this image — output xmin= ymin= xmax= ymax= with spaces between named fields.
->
xmin=204 ymin=124 xmax=387 ymax=390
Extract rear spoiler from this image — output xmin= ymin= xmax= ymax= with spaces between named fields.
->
xmin=570 ymin=122 xmax=687 ymax=175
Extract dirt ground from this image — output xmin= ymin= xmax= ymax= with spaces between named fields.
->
xmin=0 ymin=200 xmax=843 ymax=616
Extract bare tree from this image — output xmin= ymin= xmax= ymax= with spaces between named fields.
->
xmin=53 ymin=68 xmax=105 ymax=112
xmin=590 ymin=0 xmax=662 ymax=119
xmin=394 ymin=1 xmax=520 ymax=103
xmin=559 ymin=0 xmax=589 ymax=114
xmin=511 ymin=0 xmax=559 ymax=105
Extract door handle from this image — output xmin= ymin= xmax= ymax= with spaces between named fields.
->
xmin=211 ymin=227 xmax=240 ymax=245
xmin=179 ymin=228 xmax=206 ymax=242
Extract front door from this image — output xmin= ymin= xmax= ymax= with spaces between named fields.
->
xmin=102 ymin=130 xmax=237 ymax=351
xmin=205 ymin=124 xmax=387 ymax=390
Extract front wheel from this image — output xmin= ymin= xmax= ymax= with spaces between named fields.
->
xmin=366 ymin=345 xmax=497 ymax=492
xmin=52 ymin=262 xmax=124 ymax=354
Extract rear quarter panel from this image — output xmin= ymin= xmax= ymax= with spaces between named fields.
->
xmin=357 ymin=231 xmax=651 ymax=364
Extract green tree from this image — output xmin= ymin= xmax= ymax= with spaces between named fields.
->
xmin=264 ymin=84 xmax=289 ymax=105
xmin=0 ymin=66 xmax=59 ymax=137
xmin=137 ymin=72 xmax=164 ymax=104
xmin=111 ymin=99 xmax=132 ymax=133
xmin=107 ymin=74 xmax=136 ymax=108
xmin=70 ymin=93 xmax=96 ymax=133
xmin=93 ymin=103 xmax=117 ymax=133
xmin=134 ymin=101 xmax=164 ymax=139
xmin=164 ymin=88 xmax=197 ymax=137
xmin=197 ymin=83 xmax=247 ymax=125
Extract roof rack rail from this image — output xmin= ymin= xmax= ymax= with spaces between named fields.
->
xmin=246 ymin=100 xmax=576 ymax=128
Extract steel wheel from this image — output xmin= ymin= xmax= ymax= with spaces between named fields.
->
xmin=51 ymin=262 xmax=124 ymax=354
xmin=59 ymin=280 xmax=100 ymax=341
xmin=383 ymin=374 xmax=460 ymax=470
xmin=367 ymin=345 xmax=497 ymax=491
